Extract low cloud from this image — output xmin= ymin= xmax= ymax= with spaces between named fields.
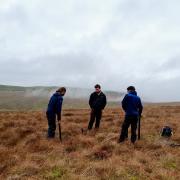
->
xmin=0 ymin=0 xmax=180 ymax=102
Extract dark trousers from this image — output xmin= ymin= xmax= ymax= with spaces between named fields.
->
xmin=88 ymin=109 xmax=102 ymax=130
xmin=46 ymin=112 xmax=56 ymax=138
xmin=119 ymin=115 xmax=138 ymax=143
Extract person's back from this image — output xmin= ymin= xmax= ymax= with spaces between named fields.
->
xmin=46 ymin=87 xmax=66 ymax=138
xmin=47 ymin=92 xmax=63 ymax=115
xmin=122 ymin=91 xmax=143 ymax=116
xmin=119 ymin=86 xmax=143 ymax=143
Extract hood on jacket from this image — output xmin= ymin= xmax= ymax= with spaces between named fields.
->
xmin=129 ymin=91 xmax=137 ymax=96
xmin=53 ymin=92 xmax=62 ymax=97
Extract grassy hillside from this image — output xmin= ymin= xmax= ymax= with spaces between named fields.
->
xmin=0 ymin=85 xmax=124 ymax=110
xmin=0 ymin=105 xmax=180 ymax=179
xmin=0 ymin=85 xmax=56 ymax=92
xmin=0 ymin=85 xmax=27 ymax=91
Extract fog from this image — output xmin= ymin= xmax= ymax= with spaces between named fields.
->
xmin=1 ymin=0 xmax=180 ymax=102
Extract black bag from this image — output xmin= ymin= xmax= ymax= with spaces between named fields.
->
xmin=161 ymin=126 xmax=173 ymax=137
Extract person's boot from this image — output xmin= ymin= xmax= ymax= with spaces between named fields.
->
xmin=46 ymin=135 xmax=55 ymax=139
xmin=94 ymin=128 xmax=99 ymax=134
xmin=131 ymin=140 xmax=136 ymax=144
xmin=81 ymin=128 xmax=89 ymax=135
xmin=118 ymin=138 xmax=124 ymax=143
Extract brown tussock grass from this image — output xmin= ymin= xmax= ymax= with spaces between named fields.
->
xmin=0 ymin=105 xmax=180 ymax=179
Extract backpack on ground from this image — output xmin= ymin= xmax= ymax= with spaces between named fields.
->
xmin=161 ymin=126 xmax=173 ymax=137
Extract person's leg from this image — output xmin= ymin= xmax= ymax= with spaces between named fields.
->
xmin=95 ymin=110 xmax=102 ymax=129
xmin=131 ymin=116 xmax=138 ymax=143
xmin=88 ymin=110 xmax=96 ymax=130
xmin=47 ymin=113 xmax=56 ymax=138
xmin=125 ymin=129 xmax=128 ymax=139
xmin=119 ymin=116 xmax=131 ymax=142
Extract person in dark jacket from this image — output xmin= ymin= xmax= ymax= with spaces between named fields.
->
xmin=88 ymin=84 xmax=107 ymax=130
xmin=119 ymin=86 xmax=143 ymax=143
xmin=46 ymin=87 xmax=66 ymax=138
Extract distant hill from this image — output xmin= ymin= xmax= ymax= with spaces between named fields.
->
xmin=0 ymin=85 xmax=125 ymax=110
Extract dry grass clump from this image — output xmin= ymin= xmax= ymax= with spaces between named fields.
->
xmin=91 ymin=143 xmax=115 ymax=160
xmin=0 ymin=105 xmax=180 ymax=179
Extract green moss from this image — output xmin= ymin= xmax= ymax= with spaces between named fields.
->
xmin=43 ymin=166 xmax=67 ymax=180
xmin=163 ymin=160 xmax=177 ymax=170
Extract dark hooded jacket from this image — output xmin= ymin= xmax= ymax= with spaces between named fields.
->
xmin=122 ymin=91 xmax=143 ymax=116
xmin=46 ymin=92 xmax=63 ymax=119
xmin=89 ymin=91 xmax=107 ymax=110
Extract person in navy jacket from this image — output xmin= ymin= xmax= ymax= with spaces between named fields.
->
xmin=46 ymin=87 xmax=66 ymax=138
xmin=119 ymin=86 xmax=143 ymax=143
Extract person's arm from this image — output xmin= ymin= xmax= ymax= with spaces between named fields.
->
xmin=57 ymin=97 xmax=63 ymax=121
xmin=122 ymin=95 xmax=127 ymax=111
xmin=102 ymin=94 xmax=107 ymax=109
xmin=89 ymin=93 xmax=94 ymax=109
xmin=138 ymin=98 xmax=143 ymax=116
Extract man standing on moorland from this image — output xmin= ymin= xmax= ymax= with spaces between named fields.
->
xmin=118 ymin=86 xmax=143 ymax=144
xmin=46 ymin=87 xmax=66 ymax=138
xmin=87 ymin=84 xmax=107 ymax=131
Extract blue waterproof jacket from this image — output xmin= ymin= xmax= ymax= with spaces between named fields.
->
xmin=46 ymin=92 xmax=63 ymax=119
xmin=122 ymin=91 xmax=143 ymax=116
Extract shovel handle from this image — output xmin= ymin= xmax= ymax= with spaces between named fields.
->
xmin=138 ymin=116 xmax=141 ymax=140
xmin=58 ymin=120 xmax=62 ymax=142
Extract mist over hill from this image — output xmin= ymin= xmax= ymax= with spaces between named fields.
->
xmin=0 ymin=85 xmax=125 ymax=110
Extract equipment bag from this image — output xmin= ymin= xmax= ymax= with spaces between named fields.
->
xmin=161 ymin=126 xmax=173 ymax=137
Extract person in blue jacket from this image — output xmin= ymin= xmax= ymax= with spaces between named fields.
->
xmin=119 ymin=86 xmax=143 ymax=143
xmin=46 ymin=87 xmax=66 ymax=138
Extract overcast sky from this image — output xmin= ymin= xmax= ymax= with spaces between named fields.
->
xmin=0 ymin=0 xmax=180 ymax=102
